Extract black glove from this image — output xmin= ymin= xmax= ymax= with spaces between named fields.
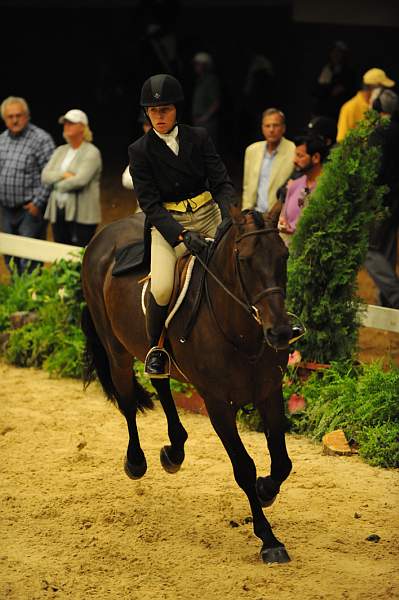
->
xmin=181 ymin=230 xmax=209 ymax=255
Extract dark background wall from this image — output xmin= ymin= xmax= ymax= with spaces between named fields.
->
xmin=1 ymin=0 xmax=398 ymax=182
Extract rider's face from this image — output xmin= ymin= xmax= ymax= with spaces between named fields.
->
xmin=146 ymin=105 xmax=177 ymax=134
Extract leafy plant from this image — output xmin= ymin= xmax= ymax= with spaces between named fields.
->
xmin=1 ymin=256 xmax=85 ymax=378
xmin=287 ymin=111 xmax=387 ymax=364
xmin=290 ymin=360 xmax=399 ymax=468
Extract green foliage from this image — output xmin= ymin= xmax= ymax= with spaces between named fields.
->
xmin=357 ymin=423 xmax=399 ymax=468
xmin=0 ymin=255 xmax=85 ymax=377
xmin=290 ymin=360 xmax=399 ymax=468
xmin=237 ymin=405 xmax=264 ymax=432
xmin=237 ymin=359 xmax=399 ymax=469
xmin=287 ymin=111 xmax=388 ymax=363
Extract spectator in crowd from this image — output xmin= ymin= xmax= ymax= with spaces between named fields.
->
xmin=277 ymin=115 xmax=337 ymax=205
xmin=41 ymin=109 xmax=102 ymax=247
xmin=0 ymin=96 xmax=55 ymax=274
xmin=311 ymin=40 xmax=355 ymax=120
xmin=336 ymin=67 xmax=395 ymax=143
xmin=128 ymin=73 xmax=236 ymax=377
xmin=278 ymin=134 xmax=328 ymax=247
xmin=191 ymin=52 xmax=221 ymax=148
xmin=364 ymin=89 xmax=399 ymax=308
xmin=241 ymin=108 xmax=295 ymax=214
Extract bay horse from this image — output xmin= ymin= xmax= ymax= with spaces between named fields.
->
xmin=81 ymin=206 xmax=294 ymax=563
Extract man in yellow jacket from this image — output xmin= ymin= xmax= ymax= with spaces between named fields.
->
xmin=336 ymin=67 xmax=395 ymax=143
xmin=242 ymin=108 xmax=295 ymax=214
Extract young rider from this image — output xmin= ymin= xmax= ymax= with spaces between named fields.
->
xmin=128 ymin=73 xmax=236 ymax=378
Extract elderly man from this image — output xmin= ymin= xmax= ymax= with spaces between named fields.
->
xmin=0 ymin=96 xmax=55 ymax=273
xmin=241 ymin=108 xmax=295 ymax=215
xmin=336 ymin=67 xmax=395 ymax=143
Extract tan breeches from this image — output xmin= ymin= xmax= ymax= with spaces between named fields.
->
xmin=150 ymin=202 xmax=222 ymax=306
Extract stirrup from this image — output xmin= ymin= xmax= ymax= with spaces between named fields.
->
xmin=144 ymin=346 xmax=171 ymax=379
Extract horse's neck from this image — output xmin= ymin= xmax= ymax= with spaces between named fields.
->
xmin=210 ymin=228 xmax=237 ymax=288
xmin=206 ymin=230 xmax=257 ymax=336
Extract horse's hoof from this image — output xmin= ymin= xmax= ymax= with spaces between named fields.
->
xmin=124 ymin=456 xmax=147 ymax=480
xmin=256 ymin=476 xmax=280 ymax=507
xmin=260 ymin=545 xmax=291 ymax=564
xmin=160 ymin=446 xmax=183 ymax=474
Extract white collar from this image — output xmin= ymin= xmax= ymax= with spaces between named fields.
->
xmin=154 ymin=125 xmax=179 ymax=142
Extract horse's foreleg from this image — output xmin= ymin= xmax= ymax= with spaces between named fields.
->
xmin=256 ymin=386 xmax=292 ymax=507
xmin=206 ymin=401 xmax=290 ymax=564
xmin=109 ymin=362 xmax=147 ymax=479
xmin=150 ymin=378 xmax=188 ymax=473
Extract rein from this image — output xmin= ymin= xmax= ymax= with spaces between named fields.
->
xmin=193 ymin=226 xmax=284 ymax=363
xmin=195 ymin=227 xmax=284 ymax=325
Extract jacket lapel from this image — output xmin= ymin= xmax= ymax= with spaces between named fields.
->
xmin=148 ymin=128 xmax=193 ymax=176
xmin=268 ymin=138 xmax=287 ymax=192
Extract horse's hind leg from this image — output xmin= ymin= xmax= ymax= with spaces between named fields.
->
xmin=256 ymin=386 xmax=292 ymax=508
xmin=109 ymin=360 xmax=150 ymax=479
xmin=150 ymin=378 xmax=188 ymax=473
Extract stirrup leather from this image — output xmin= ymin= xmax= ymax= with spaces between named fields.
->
xmin=144 ymin=346 xmax=171 ymax=379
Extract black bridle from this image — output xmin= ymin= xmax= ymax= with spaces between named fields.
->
xmin=234 ymin=228 xmax=285 ymax=325
xmin=195 ymin=227 xmax=285 ymax=326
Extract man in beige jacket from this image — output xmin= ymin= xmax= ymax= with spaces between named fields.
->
xmin=242 ymin=108 xmax=295 ymax=214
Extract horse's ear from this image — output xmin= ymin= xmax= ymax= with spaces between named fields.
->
xmin=265 ymin=201 xmax=282 ymax=227
xmin=229 ymin=203 xmax=246 ymax=225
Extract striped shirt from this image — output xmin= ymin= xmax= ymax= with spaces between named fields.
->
xmin=0 ymin=123 xmax=55 ymax=209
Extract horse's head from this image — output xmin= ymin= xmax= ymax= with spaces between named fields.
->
xmin=230 ymin=205 xmax=293 ymax=350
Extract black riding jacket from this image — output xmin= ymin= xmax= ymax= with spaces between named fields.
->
xmin=128 ymin=124 xmax=236 ymax=246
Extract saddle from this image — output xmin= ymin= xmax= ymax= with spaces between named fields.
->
xmin=112 ymin=217 xmax=232 ymax=342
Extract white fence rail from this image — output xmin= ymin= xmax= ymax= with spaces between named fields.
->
xmin=0 ymin=233 xmax=81 ymax=263
xmin=1 ymin=233 xmax=398 ymax=333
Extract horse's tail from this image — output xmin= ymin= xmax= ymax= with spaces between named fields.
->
xmin=81 ymin=304 xmax=154 ymax=412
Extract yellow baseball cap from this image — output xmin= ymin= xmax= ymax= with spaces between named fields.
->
xmin=363 ymin=68 xmax=395 ymax=88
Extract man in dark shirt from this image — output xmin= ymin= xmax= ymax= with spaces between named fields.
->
xmin=0 ymin=96 xmax=55 ymax=274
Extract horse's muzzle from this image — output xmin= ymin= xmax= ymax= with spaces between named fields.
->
xmin=265 ymin=324 xmax=293 ymax=350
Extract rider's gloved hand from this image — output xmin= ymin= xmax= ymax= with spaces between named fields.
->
xmin=180 ymin=230 xmax=209 ymax=254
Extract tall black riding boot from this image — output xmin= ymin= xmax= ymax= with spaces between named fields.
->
xmin=145 ymin=293 xmax=170 ymax=378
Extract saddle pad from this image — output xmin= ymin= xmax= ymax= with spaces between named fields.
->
xmin=112 ymin=240 xmax=146 ymax=276
xmin=111 ymin=212 xmax=148 ymax=276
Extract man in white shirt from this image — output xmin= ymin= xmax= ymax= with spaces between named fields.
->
xmin=242 ymin=108 xmax=295 ymax=215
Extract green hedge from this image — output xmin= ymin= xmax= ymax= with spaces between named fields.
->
xmin=287 ymin=111 xmax=387 ymax=363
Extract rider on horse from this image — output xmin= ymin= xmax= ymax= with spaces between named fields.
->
xmin=128 ymin=73 xmax=237 ymax=378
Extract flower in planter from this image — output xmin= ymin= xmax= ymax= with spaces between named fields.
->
xmin=288 ymin=350 xmax=302 ymax=366
xmin=287 ymin=393 xmax=306 ymax=414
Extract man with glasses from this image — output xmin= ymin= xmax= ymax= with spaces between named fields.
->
xmin=0 ymin=96 xmax=55 ymax=274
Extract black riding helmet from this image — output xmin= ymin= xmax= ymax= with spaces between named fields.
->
xmin=140 ymin=73 xmax=184 ymax=107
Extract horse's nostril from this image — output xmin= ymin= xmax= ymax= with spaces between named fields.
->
xmin=265 ymin=325 xmax=293 ymax=350
xmin=267 ymin=325 xmax=292 ymax=340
